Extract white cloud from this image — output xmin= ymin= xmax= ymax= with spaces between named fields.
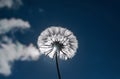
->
xmin=0 ymin=18 xmax=41 ymax=76
xmin=0 ymin=18 xmax=30 ymax=34
xmin=0 ymin=37 xmax=40 ymax=76
xmin=0 ymin=0 xmax=22 ymax=9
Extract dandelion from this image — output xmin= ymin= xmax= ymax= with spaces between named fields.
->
xmin=37 ymin=26 xmax=78 ymax=79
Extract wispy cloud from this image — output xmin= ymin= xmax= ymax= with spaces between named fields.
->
xmin=0 ymin=0 xmax=22 ymax=9
xmin=38 ymin=8 xmax=44 ymax=13
xmin=0 ymin=18 xmax=40 ymax=76
xmin=0 ymin=18 xmax=30 ymax=34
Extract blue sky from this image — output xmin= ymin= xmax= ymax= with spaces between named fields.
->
xmin=0 ymin=0 xmax=120 ymax=79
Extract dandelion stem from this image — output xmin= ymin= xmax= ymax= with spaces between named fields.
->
xmin=55 ymin=51 xmax=61 ymax=79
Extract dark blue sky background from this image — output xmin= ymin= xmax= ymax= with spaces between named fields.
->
xmin=0 ymin=0 xmax=120 ymax=79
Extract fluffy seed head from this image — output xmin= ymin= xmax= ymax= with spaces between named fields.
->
xmin=37 ymin=26 xmax=78 ymax=60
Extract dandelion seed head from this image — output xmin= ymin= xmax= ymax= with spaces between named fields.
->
xmin=37 ymin=26 xmax=78 ymax=60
